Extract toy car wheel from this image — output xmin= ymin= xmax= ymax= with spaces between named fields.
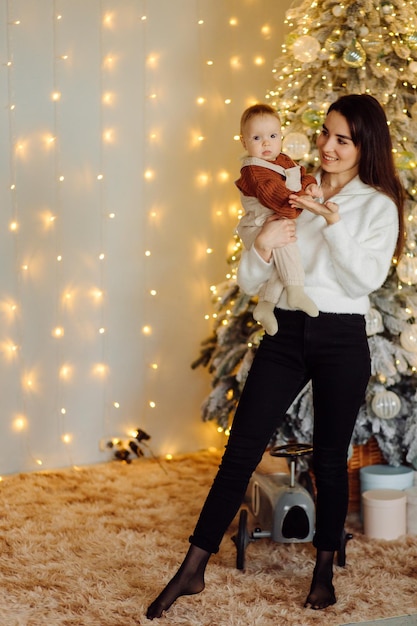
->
xmin=232 ymin=508 xmax=250 ymax=570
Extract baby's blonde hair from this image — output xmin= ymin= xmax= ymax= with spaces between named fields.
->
xmin=240 ymin=103 xmax=281 ymax=136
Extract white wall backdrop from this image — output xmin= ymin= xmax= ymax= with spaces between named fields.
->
xmin=0 ymin=0 xmax=292 ymax=474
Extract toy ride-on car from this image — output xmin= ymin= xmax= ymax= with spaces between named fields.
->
xmin=232 ymin=443 xmax=352 ymax=570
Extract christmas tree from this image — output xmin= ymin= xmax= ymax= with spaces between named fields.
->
xmin=192 ymin=0 xmax=417 ymax=468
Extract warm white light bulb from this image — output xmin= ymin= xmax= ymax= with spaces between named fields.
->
xmin=13 ymin=416 xmax=27 ymax=431
xmin=196 ymin=173 xmax=209 ymax=186
xmin=217 ymin=170 xmax=229 ymax=182
xmin=102 ymin=92 xmax=114 ymax=105
xmin=146 ymin=54 xmax=159 ymax=67
xmin=103 ymin=12 xmax=114 ymax=27
xmin=59 ymin=365 xmax=71 ymax=379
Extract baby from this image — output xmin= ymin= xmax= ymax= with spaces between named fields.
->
xmin=236 ymin=103 xmax=320 ymax=335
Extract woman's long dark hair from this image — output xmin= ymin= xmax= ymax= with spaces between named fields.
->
xmin=328 ymin=94 xmax=405 ymax=258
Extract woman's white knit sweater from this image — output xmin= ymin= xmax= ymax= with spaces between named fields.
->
xmin=237 ymin=175 xmax=399 ymax=315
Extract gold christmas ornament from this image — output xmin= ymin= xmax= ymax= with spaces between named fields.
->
xmin=343 ymin=39 xmax=366 ymax=68
xmin=301 ymin=107 xmax=325 ymax=129
xmin=394 ymin=150 xmax=416 ymax=170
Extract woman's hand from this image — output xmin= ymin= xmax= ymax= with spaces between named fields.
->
xmin=254 ymin=216 xmax=297 ymax=262
xmin=289 ymin=193 xmax=340 ymax=225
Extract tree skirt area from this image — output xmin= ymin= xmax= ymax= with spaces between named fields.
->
xmin=0 ymin=449 xmax=416 ymax=626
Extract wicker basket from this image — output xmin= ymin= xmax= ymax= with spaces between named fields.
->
xmin=348 ymin=437 xmax=386 ymax=513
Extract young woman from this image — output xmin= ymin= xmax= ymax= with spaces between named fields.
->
xmin=146 ymin=94 xmax=404 ymax=619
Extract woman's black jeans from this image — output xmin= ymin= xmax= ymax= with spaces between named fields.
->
xmin=190 ymin=309 xmax=371 ymax=553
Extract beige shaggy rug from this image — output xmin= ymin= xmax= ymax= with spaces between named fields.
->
xmin=0 ymin=449 xmax=416 ymax=626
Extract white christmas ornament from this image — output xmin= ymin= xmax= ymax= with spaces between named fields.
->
xmin=400 ymin=324 xmax=417 ymax=352
xmin=371 ymin=390 xmax=401 ymax=419
xmin=365 ymin=308 xmax=384 ymax=336
xmin=292 ymin=35 xmax=320 ymax=62
xmin=396 ymin=254 xmax=417 ymax=284
xmin=282 ymin=132 xmax=310 ymax=160
xmin=332 ymin=5 xmax=343 ymax=16
xmin=381 ymin=2 xmax=394 ymax=14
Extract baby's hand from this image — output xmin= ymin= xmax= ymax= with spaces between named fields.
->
xmin=305 ymin=183 xmax=324 ymax=203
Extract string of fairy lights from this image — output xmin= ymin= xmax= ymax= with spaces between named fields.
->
xmin=0 ymin=0 xmax=287 ymax=471
xmin=4 ymin=0 xmax=27 ymax=460
xmin=139 ymin=0 xmax=162 ymax=447
xmin=1 ymin=2 xmax=123 ymax=469
xmin=51 ymin=1 xmax=71 ymax=465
